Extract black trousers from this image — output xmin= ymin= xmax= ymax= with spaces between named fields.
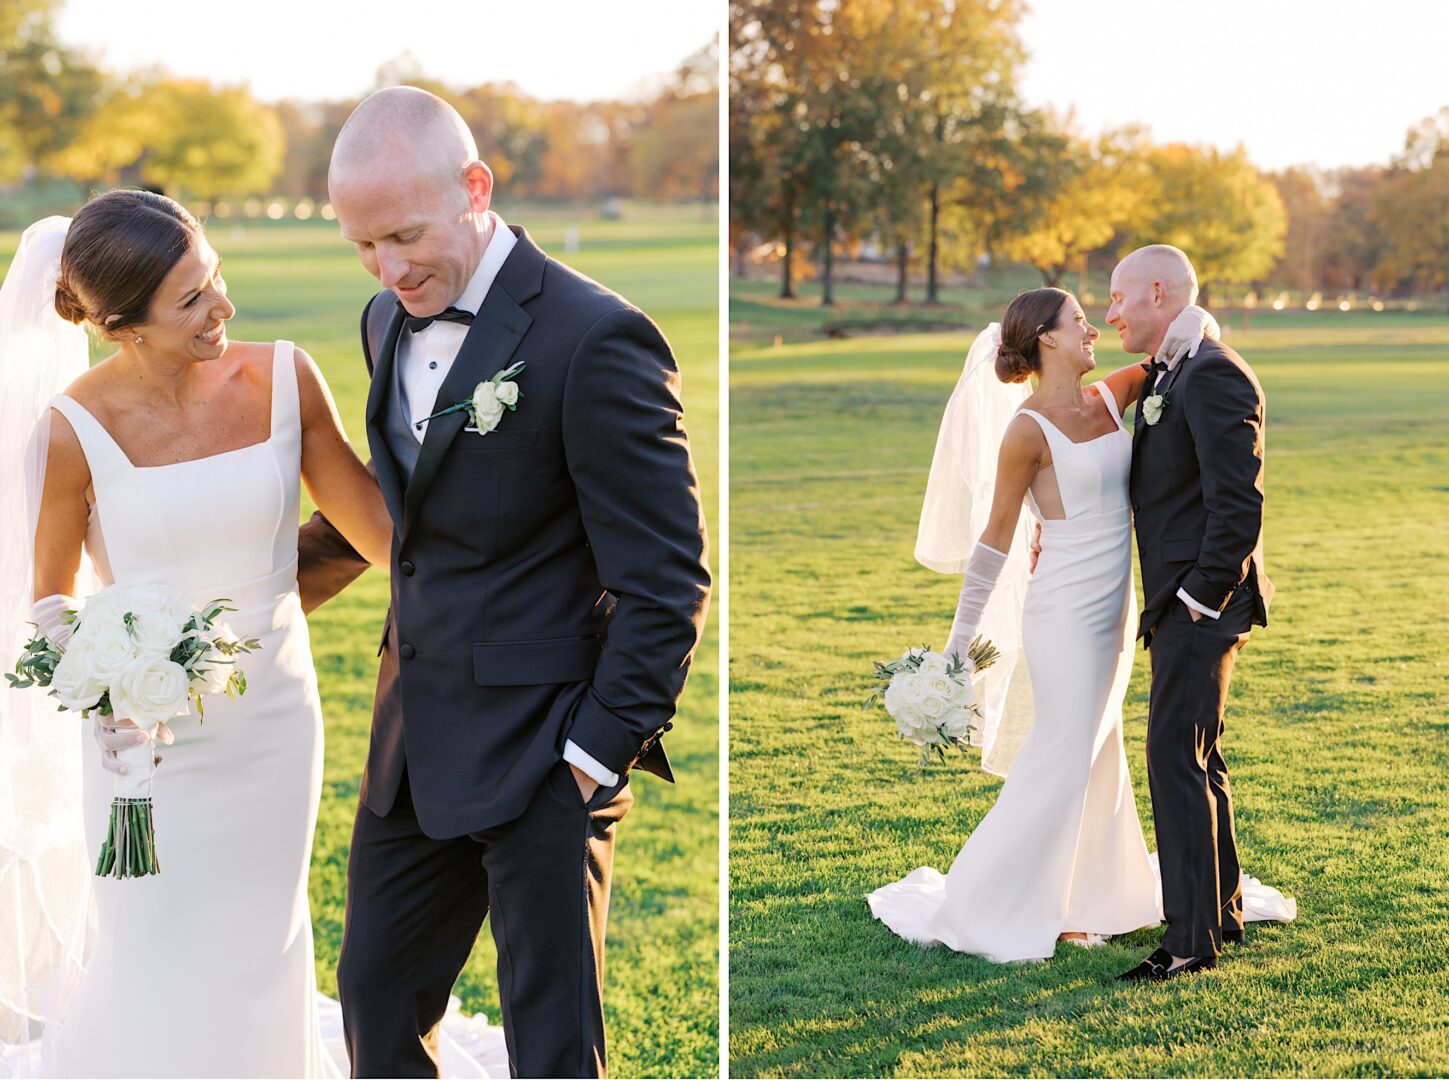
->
xmin=1146 ymin=588 xmax=1254 ymax=958
xmin=337 ymin=761 xmax=632 ymax=1078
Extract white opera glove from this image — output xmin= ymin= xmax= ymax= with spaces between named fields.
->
xmin=30 ymin=593 xmax=78 ymax=649
xmin=1158 ymin=305 xmax=1220 ymax=369
xmin=943 ymin=543 xmax=1007 ymax=666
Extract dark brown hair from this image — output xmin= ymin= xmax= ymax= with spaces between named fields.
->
xmin=54 ymin=190 xmax=202 ymax=335
xmin=996 ymin=287 xmax=1070 ymax=384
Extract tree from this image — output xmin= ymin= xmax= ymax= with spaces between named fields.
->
xmin=1267 ymin=166 xmax=1329 ymax=293
xmin=1127 ymin=144 xmax=1287 ymax=307
xmin=998 ymin=125 xmax=1151 ymax=287
xmin=50 ymin=79 xmax=284 ymax=200
xmin=0 ymin=0 xmax=104 ymax=182
xmin=1373 ymin=109 xmax=1449 ymax=304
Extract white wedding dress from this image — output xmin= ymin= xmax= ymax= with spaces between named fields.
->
xmin=1 ymin=342 xmax=507 ymax=1078
xmin=870 ymin=384 xmax=1295 ymax=963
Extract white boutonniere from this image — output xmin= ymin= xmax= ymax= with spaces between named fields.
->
xmin=1142 ymin=392 xmax=1168 ymax=426
xmin=415 ymin=361 xmax=526 ymax=436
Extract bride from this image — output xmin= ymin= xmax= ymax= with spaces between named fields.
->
xmin=0 ymin=194 xmax=503 ymax=1077
xmin=868 ymin=287 xmax=1294 ymax=964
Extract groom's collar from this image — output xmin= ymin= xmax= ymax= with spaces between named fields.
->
xmin=489 ymin=224 xmax=547 ymax=307
xmin=452 ymin=211 xmax=516 ymax=316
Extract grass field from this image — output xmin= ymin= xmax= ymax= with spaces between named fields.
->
xmin=1 ymin=207 xmax=719 ymax=1079
xmin=728 ymin=286 xmax=1449 ymax=1077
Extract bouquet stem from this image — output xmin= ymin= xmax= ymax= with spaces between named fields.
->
xmin=95 ymin=737 xmax=159 ymax=879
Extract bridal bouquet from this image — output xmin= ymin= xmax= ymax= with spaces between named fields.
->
xmin=7 ymin=583 xmax=260 ymax=879
xmin=866 ymin=637 xmax=1000 ymax=766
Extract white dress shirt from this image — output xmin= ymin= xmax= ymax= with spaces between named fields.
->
xmin=1151 ymin=362 xmax=1220 ymax=622
xmin=399 ymin=211 xmax=620 ymax=786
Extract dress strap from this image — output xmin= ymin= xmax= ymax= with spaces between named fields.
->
xmin=270 ymin=340 xmax=298 ymax=437
xmin=49 ymin=395 xmax=132 ymax=485
xmin=1092 ymin=381 xmax=1126 ymax=430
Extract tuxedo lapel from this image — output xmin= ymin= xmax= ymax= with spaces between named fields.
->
xmin=364 ymin=301 xmax=408 ymax=527
xmin=400 ymin=230 xmax=546 ymax=541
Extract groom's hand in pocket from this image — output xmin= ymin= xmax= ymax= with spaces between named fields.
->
xmin=569 ymin=762 xmax=601 ymax=804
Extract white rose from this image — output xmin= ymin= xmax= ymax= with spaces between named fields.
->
xmin=127 ymin=607 xmax=186 ymax=657
xmin=947 ymin=676 xmax=975 ymax=708
xmin=894 ymin=672 xmax=927 ymax=704
xmin=1142 ymin=394 xmax=1165 ymax=426
xmin=471 ymin=382 xmax=507 ymax=433
xmin=894 ymin=703 xmax=929 ymax=742
xmin=920 ymin=693 xmax=946 ymax=719
xmin=926 ymin=674 xmax=953 ymax=698
xmin=192 ymin=657 xmax=233 ymax=697
xmin=917 ymin=652 xmax=949 ymax=677
xmin=940 ymin=706 xmax=975 ymax=739
xmin=83 ymin=622 xmax=142 ymax=685
xmin=109 ymin=655 xmax=190 ymax=730
xmin=494 ymin=380 xmax=519 ymax=407
xmin=51 ymin=639 xmax=104 ymax=711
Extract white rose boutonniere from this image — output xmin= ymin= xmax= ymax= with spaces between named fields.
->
xmin=416 ymin=361 xmax=527 ymax=437
xmin=1142 ymin=392 xmax=1168 ymax=426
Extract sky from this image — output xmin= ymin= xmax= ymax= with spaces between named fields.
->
xmin=1017 ymin=0 xmax=1447 ymax=171
xmin=55 ymin=0 xmax=720 ymax=104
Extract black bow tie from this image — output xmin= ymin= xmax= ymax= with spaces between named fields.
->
xmin=1147 ymin=358 xmax=1169 ymax=374
xmin=401 ymin=305 xmax=474 ymax=335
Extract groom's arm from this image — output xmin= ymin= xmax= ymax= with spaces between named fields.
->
xmin=297 ymin=507 xmax=373 ymax=614
xmin=560 ymin=306 xmax=711 ymax=779
xmin=1180 ymin=355 xmax=1266 ymax=615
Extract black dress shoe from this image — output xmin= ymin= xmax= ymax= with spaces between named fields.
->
xmin=1223 ymin=927 xmax=1245 ymax=946
xmin=1116 ymin=947 xmax=1218 ymax=982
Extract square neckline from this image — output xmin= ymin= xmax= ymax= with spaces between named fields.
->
xmin=55 ymin=344 xmax=283 ymax=471
xmin=1018 ymin=382 xmax=1126 ymax=445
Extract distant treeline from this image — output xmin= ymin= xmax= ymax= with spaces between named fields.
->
xmin=729 ymin=0 xmax=1449 ymax=305
xmin=0 ymin=1 xmax=717 ymax=208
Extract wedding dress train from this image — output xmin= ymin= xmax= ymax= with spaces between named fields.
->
xmin=869 ymin=385 xmax=1295 ymax=963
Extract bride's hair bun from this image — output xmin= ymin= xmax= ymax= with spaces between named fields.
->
xmin=52 ymin=278 xmax=89 ymax=325
xmin=57 ymin=189 xmax=202 ymax=336
xmin=996 ymin=287 xmax=1071 ymax=384
xmin=994 ymin=343 xmax=1034 ymax=384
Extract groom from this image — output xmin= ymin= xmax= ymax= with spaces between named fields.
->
xmin=1107 ymin=245 xmax=1273 ymax=981
xmin=296 ymin=88 xmax=710 ymax=1076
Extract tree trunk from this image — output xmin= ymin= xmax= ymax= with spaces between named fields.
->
xmin=925 ymin=182 xmax=941 ymax=305
xmin=779 ymin=185 xmax=797 ymax=299
xmin=893 ymin=242 xmax=910 ymax=304
xmin=1199 ymin=281 xmax=1212 ymax=309
xmin=820 ymin=205 xmax=835 ymax=307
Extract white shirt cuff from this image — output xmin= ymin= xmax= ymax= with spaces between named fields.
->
xmin=563 ymin=740 xmax=619 ymax=787
xmin=1177 ymin=587 xmax=1221 ymax=620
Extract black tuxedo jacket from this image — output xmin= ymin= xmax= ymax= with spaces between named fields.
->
xmin=297 ymin=227 xmax=710 ymax=838
xmin=1130 ymin=338 xmax=1273 ymax=642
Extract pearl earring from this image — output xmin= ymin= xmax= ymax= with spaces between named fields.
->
xmin=134 ymin=335 xmax=143 ymax=344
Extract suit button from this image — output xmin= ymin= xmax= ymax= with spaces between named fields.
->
xmin=663 ymin=721 xmax=674 ymax=732
xmin=400 ymin=643 xmax=415 ymax=659
xmin=400 ymin=560 xmax=415 ymax=576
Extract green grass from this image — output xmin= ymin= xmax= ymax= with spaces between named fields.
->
xmin=1 ymin=211 xmax=719 ymax=1079
xmin=728 ymin=292 xmax=1449 ymax=1077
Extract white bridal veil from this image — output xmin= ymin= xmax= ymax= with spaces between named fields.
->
xmin=0 ymin=217 xmax=94 ymax=1075
xmin=915 ymin=323 xmax=1037 ymax=776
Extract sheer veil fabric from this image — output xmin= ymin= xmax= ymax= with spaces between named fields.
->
xmin=914 ymin=323 xmax=1036 ymax=774
xmin=0 ymin=217 xmax=95 ymax=1072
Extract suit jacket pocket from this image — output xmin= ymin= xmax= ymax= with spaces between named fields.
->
xmin=1161 ymin=537 xmax=1201 ymax=564
xmin=457 ymin=426 xmax=540 ymax=452
xmin=472 ymin=635 xmax=601 ymax=686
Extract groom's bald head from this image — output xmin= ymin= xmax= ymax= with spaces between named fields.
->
xmin=330 ymin=86 xmax=482 ymax=193
xmin=328 ymin=87 xmax=495 ymax=317
xmin=1106 ymin=245 xmax=1199 ymax=357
